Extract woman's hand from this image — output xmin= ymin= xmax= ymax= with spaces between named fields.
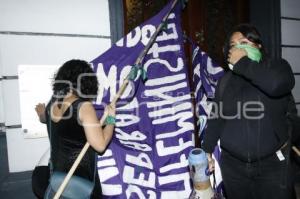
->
xmin=35 ymin=103 xmax=45 ymax=115
xmin=206 ymin=153 xmax=215 ymax=172
xmin=227 ymin=47 xmax=247 ymax=65
xmin=35 ymin=103 xmax=46 ymax=123
xmin=105 ymin=104 xmax=116 ymax=117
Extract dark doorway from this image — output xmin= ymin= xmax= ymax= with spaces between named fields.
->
xmin=122 ymin=0 xmax=249 ymax=65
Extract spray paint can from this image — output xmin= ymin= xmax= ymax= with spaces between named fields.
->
xmin=188 ymin=148 xmax=214 ymax=199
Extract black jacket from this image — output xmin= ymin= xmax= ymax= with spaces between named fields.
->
xmin=202 ymin=56 xmax=295 ymax=162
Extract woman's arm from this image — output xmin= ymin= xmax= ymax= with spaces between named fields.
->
xmin=79 ymin=102 xmax=115 ymax=153
xmin=202 ymin=102 xmax=224 ymax=154
xmin=201 ymin=74 xmax=226 ymax=154
xmin=233 ymin=57 xmax=295 ymax=97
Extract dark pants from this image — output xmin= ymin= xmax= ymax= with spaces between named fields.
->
xmin=32 ymin=165 xmax=50 ymax=199
xmin=220 ymin=150 xmax=296 ymax=199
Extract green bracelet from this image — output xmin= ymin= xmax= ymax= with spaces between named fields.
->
xmin=105 ymin=115 xmax=116 ymax=125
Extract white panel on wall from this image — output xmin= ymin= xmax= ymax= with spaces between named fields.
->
xmin=0 ymin=0 xmax=110 ymax=36
xmin=293 ymin=75 xmax=300 ymax=103
xmin=2 ymin=79 xmax=21 ymax=126
xmin=0 ymin=81 xmax=4 ymax=123
xmin=0 ymin=35 xmax=111 ymax=76
xmin=281 ymin=19 xmax=300 ymax=45
xmin=281 ymin=0 xmax=300 ymax=19
xmin=6 ymin=128 xmax=50 ymax=172
xmin=18 ymin=65 xmax=60 ymax=138
xmin=282 ymin=47 xmax=300 ymax=73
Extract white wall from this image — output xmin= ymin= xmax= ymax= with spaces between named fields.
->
xmin=0 ymin=80 xmax=4 ymax=128
xmin=0 ymin=0 xmax=110 ymax=36
xmin=0 ymin=0 xmax=111 ymax=172
xmin=281 ymin=0 xmax=300 ymax=114
xmin=0 ymin=41 xmax=4 ymax=127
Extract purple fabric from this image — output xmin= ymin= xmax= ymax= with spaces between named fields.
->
xmin=90 ymin=1 xmax=194 ymax=198
xmin=191 ymin=43 xmax=225 ymax=194
xmin=191 ymin=44 xmax=224 ymax=138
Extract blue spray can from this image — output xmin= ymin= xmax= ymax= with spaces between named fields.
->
xmin=188 ymin=148 xmax=214 ymax=199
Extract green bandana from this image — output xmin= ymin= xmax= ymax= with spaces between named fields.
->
xmin=236 ymin=44 xmax=262 ymax=62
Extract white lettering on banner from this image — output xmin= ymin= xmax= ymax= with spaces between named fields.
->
xmin=123 ymin=165 xmax=156 ymax=188
xmin=126 ymin=27 xmax=141 ymax=47
xmin=117 ymin=97 xmax=139 ymax=111
xmin=143 ymin=58 xmax=184 ymax=73
xmin=146 ymin=94 xmax=191 ymax=108
xmin=159 ymin=172 xmax=192 ymax=199
xmin=155 ymin=113 xmax=194 ymax=139
xmin=145 ymin=83 xmax=187 ymax=101
xmin=115 ymin=128 xmax=146 ymax=141
xmin=145 ymin=73 xmax=185 ymax=86
xmin=101 ymin=184 xmax=122 ymax=196
xmin=152 ymin=111 xmax=193 ymax=126
xmin=156 ymin=23 xmax=178 ymax=41
xmin=116 ymin=25 xmax=156 ymax=48
xmin=193 ymin=64 xmax=202 ymax=98
xmin=97 ymin=158 xmax=116 ymax=168
xmin=141 ymin=25 xmax=157 ymax=46
xmin=99 ymin=149 xmax=113 ymax=157
xmin=126 ymin=153 xmax=153 ymax=169
xmin=126 ymin=185 xmax=156 ymax=199
xmin=147 ymin=43 xmax=180 ymax=58
xmin=143 ymin=55 xmax=193 ymax=196
xmin=119 ymin=65 xmax=134 ymax=99
xmin=97 ymin=150 xmax=122 ymax=196
xmin=119 ymin=140 xmax=152 ymax=152
xmin=157 ymin=138 xmax=193 ymax=156
xmin=168 ymin=13 xmax=175 ymax=19
xmin=95 ymin=64 xmax=134 ymax=104
xmin=116 ymin=14 xmax=176 ymax=48
xmin=116 ymin=114 xmax=140 ymax=127
xmin=95 ymin=63 xmax=117 ymax=104
xmin=98 ymin=167 xmax=120 ymax=182
xmin=149 ymin=102 xmax=191 ymax=118
xmin=141 ymin=13 xmax=193 ymax=197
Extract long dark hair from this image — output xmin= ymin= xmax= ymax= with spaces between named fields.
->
xmin=223 ymin=23 xmax=266 ymax=61
xmin=52 ymin=59 xmax=98 ymax=101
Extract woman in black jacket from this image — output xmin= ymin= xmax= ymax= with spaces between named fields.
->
xmin=202 ymin=24 xmax=296 ymax=199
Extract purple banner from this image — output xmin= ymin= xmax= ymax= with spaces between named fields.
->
xmin=191 ymin=43 xmax=224 ymax=192
xmin=191 ymin=44 xmax=224 ymax=137
xmin=90 ymin=1 xmax=193 ymax=198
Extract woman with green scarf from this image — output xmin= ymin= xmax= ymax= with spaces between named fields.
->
xmin=202 ymin=24 xmax=296 ymax=199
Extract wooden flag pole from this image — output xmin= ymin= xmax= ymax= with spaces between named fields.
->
xmin=53 ymin=0 xmax=181 ymax=198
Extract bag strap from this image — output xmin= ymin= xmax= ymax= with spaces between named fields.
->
xmin=212 ymin=171 xmax=224 ymax=198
